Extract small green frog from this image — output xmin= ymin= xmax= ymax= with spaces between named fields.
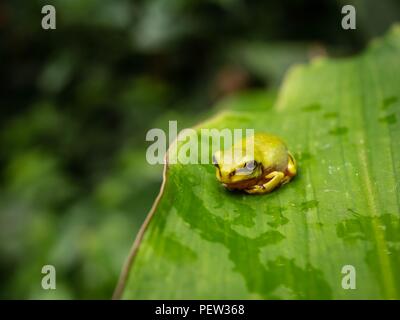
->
xmin=213 ymin=133 xmax=296 ymax=194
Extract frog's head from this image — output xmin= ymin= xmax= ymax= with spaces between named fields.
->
xmin=212 ymin=148 xmax=263 ymax=189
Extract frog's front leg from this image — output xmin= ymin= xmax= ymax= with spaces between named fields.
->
xmin=245 ymin=171 xmax=284 ymax=194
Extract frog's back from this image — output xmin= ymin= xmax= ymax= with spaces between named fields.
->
xmin=251 ymin=133 xmax=288 ymax=171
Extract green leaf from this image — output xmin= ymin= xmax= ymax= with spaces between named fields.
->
xmin=116 ymin=26 xmax=400 ymax=299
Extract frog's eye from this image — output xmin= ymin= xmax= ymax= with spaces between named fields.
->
xmin=212 ymin=155 xmax=219 ymax=167
xmin=245 ymin=160 xmax=257 ymax=171
xmin=236 ymin=160 xmax=257 ymax=176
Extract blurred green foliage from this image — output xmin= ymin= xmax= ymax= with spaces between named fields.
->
xmin=0 ymin=0 xmax=399 ymax=299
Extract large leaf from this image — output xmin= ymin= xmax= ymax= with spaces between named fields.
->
xmin=115 ymin=26 xmax=400 ymax=299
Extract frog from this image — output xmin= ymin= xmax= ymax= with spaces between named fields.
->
xmin=212 ymin=132 xmax=296 ymax=194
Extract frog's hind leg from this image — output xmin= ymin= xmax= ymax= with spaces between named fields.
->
xmin=282 ymin=152 xmax=297 ymax=185
xmin=245 ymin=171 xmax=284 ymax=194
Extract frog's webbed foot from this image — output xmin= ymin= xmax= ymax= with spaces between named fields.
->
xmin=245 ymin=171 xmax=285 ymax=194
xmin=244 ymin=185 xmax=266 ymax=194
